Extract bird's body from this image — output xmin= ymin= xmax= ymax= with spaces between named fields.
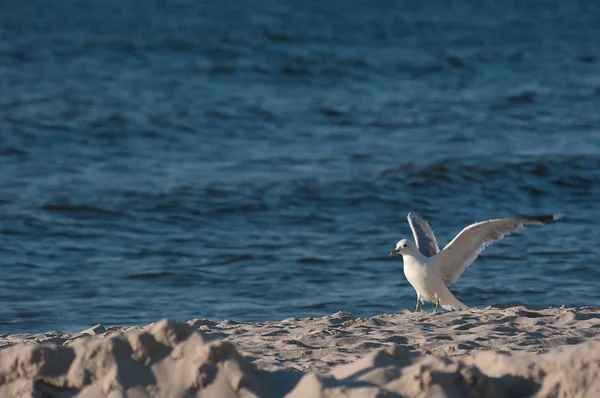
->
xmin=391 ymin=212 xmax=562 ymax=312
xmin=400 ymin=242 xmax=468 ymax=311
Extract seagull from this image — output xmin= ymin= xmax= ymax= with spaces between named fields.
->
xmin=390 ymin=212 xmax=562 ymax=312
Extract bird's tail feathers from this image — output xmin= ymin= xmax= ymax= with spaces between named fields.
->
xmin=440 ymin=296 xmax=469 ymax=311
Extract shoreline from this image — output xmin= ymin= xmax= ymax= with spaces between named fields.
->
xmin=1 ymin=304 xmax=599 ymax=396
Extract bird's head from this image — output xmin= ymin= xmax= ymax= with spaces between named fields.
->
xmin=389 ymin=239 xmax=417 ymax=256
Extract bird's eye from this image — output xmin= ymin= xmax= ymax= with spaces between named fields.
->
xmin=402 ymin=244 xmax=407 ymax=248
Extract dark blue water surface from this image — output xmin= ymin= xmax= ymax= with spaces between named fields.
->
xmin=1 ymin=0 xmax=600 ymax=334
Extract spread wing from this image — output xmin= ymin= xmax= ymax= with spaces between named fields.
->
xmin=432 ymin=215 xmax=562 ymax=286
xmin=407 ymin=212 xmax=440 ymax=257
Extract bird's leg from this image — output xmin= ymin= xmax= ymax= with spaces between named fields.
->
xmin=415 ymin=295 xmax=421 ymax=312
xmin=434 ymin=298 xmax=439 ymax=313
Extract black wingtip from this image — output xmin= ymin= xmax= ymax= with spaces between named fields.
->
xmin=524 ymin=214 xmax=564 ymax=224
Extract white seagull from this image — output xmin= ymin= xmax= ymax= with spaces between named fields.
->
xmin=390 ymin=212 xmax=562 ymax=312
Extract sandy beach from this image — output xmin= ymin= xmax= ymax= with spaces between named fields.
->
xmin=1 ymin=304 xmax=600 ymax=397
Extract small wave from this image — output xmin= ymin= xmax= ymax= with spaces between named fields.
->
xmin=89 ymin=113 xmax=128 ymax=128
xmin=215 ymin=202 xmax=268 ymax=214
xmin=507 ymin=91 xmax=536 ymax=103
xmin=458 ymin=287 xmax=517 ymax=297
xmin=576 ymin=55 xmax=595 ymax=63
xmin=0 ymin=147 xmax=27 ymax=156
xmin=126 ymin=249 xmax=195 ymax=258
xmin=554 ymin=266 xmax=591 ymax=275
xmin=319 ymin=107 xmax=347 ymax=118
xmin=443 ymin=54 xmax=470 ymax=69
xmin=209 ymin=254 xmax=276 ymax=266
xmin=296 ymin=257 xmax=328 ymax=264
xmin=487 ymin=302 xmax=545 ymax=310
xmin=127 ymin=271 xmax=173 ymax=280
xmin=532 ymin=250 xmax=593 ymax=256
xmin=377 ymin=155 xmax=600 ymax=188
xmin=15 ymin=263 xmax=40 ymax=269
xmin=40 ymin=204 xmax=123 ymax=216
xmin=481 ymin=254 xmax=522 ymax=262
xmin=260 ymin=27 xmax=295 ymax=43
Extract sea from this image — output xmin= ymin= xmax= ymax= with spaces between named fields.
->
xmin=1 ymin=0 xmax=599 ymax=334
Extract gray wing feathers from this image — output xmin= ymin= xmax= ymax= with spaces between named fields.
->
xmin=432 ymin=215 xmax=561 ymax=286
xmin=407 ymin=212 xmax=440 ymax=257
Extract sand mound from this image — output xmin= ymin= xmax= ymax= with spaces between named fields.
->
xmin=0 ymin=320 xmax=273 ymax=397
xmin=1 ymin=305 xmax=600 ymax=397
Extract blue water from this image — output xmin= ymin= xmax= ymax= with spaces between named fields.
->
xmin=1 ymin=0 xmax=599 ymax=334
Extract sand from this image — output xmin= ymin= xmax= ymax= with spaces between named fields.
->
xmin=1 ymin=304 xmax=600 ymax=397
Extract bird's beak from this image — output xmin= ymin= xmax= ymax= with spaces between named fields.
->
xmin=390 ymin=249 xmax=400 ymax=256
